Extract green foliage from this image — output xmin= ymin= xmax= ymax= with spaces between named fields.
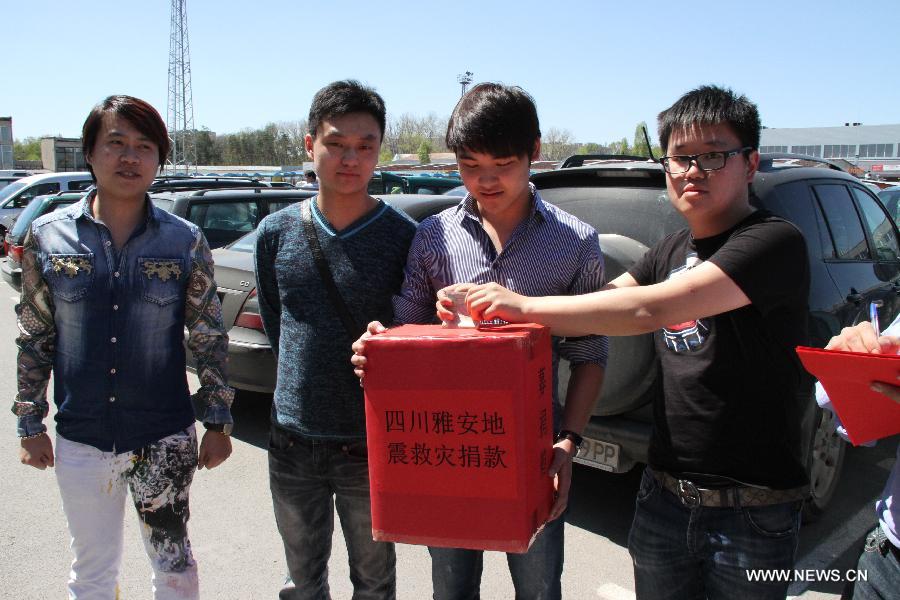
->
xmin=609 ymin=137 xmax=630 ymax=155
xmin=379 ymin=147 xmax=394 ymax=164
xmin=14 ymin=137 xmax=42 ymax=161
xmin=195 ymin=128 xmax=221 ymax=165
xmin=576 ymin=142 xmax=608 ymax=155
xmin=417 ymin=140 xmax=433 ymax=164
xmin=185 ymin=120 xmax=309 ymax=166
xmin=632 ymin=122 xmax=652 ymax=158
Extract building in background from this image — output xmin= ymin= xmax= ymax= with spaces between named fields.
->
xmin=0 ymin=118 xmax=13 ymax=169
xmin=41 ymin=137 xmax=86 ymax=172
xmin=760 ymin=123 xmax=900 ymax=180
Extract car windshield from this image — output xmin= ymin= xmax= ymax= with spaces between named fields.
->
xmin=878 ymin=189 xmax=900 ymax=223
xmin=0 ymin=181 xmax=27 ymax=203
xmin=444 ymin=185 xmax=468 ymax=197
xmin=227 ymin=230 xmax=257 ymax=253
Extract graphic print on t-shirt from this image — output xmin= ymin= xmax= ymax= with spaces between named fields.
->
xmin=661 ymin=252 xmax=709 ymax=353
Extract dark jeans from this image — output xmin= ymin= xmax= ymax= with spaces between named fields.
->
xmin=428 ymin=513 xmax=564 ymax=600
xmin=628 ymin=467 xmax=801 ymax=600
xmin=849 ymin=526 xmax=899 ymax=599
xmin=268 ymin=425 xmax=396 ymax=600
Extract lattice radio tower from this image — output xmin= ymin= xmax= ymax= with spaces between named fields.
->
xmin=457 ymin=71 xmax=473 ymax=97
xmin=166 ymin=0 xmax=196 ymax=174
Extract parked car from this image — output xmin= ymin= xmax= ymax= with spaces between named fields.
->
xmin=148 ymin=176 xmax=269 ymax=193
xmin=0 ymin=172 xmax=94 ymax=248
xmin=0 ymin=170 xmax=41 ymax=190
xmin=531 ymin=152 xmax=900 ymax=520
xmin=191 ymin=157 xmax=895 ymax=519
xmin=368 ymin=171 xmax=462 ymax=195
xmin=189 ymin=194 xmax=461 ymax=392
xmin=878 ymin=185 xmax=900 ymax=224
xmin=150 ymin=187 xmax=317 ymax=249
xmin=444 ymin=184 xmax=468 ymax=197
xmin=1 ymin=191 xmax=88 ymax=290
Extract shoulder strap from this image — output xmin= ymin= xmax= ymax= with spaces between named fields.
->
xmin=301 ymin=200 xmax=362 ymax=338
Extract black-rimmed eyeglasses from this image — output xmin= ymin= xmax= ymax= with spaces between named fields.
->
xmin=660 ymin=147 xmax=753 ymax=174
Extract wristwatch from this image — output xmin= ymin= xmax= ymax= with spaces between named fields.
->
xmin=203 ymin=422 xmax=233 ymax=436
xmin=555 ymin=429 xmax=584 ymax=450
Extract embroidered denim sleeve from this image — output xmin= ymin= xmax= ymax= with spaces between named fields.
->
xmin=13 ymin=230 xmax=56 ymax=436
xmin=185 ymin=231 xmax=234 ymax=424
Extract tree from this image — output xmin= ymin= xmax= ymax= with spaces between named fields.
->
xmin=576 ymin=142 xmax=609 ymax=155
xmin=609 ymin=137 xmax=631 ymax=155
xmin=195 ymin=128 xmax=221 ymax=165
xmin=14 ymin=137 xmax=42 ymax=161
xmin=541 ymin=127 xmax=576 ymax=161
xmin=417 ymin=140 xmax=432 ymax=164
xmin=632 ymin=122 xmax=652 ymax=158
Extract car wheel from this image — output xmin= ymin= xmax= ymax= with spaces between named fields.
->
xmin=802 ymin=407 xmax=846 ymax=522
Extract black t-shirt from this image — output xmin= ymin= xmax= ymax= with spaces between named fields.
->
xmin=628 ymin=210 xmax=811 ymax=489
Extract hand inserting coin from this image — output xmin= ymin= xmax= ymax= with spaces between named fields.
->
xmin=444 ymin=289 xmax=476 ymax=328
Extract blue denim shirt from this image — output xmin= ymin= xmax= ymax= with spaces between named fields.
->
xmin=14 ymin=193 xmax=233 ymax=452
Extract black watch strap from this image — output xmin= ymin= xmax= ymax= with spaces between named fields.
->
xmin=203 ymin=422 xmax=233 ymax=435
xmin=555 ymin=429 xmax=584 ymax=449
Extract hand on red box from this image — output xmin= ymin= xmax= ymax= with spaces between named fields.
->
xmin=547 ymin=442 xmax=576 ymax=521
xmin=435 ymin=283 xmax=475 ymax=325
xmin=466 ymin=282 xmax=528 ymax=324
xmin=351 ymin=321 xmax=387 ymax=385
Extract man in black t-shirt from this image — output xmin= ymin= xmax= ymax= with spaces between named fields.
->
xmin=464 ymin=86 xmax=810 ymax=599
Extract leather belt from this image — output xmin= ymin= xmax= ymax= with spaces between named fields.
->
xmin=651 ymin=469 xmax=808 ymax=508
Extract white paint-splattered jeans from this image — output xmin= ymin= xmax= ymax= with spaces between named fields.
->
xmin=55 ymin=427 xmax=199 ymax=600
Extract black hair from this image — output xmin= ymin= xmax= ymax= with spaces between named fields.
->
xmin=304 ymin=170 xmax=316 ymax=180
xmin=446 ymin=83 xmax=541 ymax=159
xmin=307 ymin=80 xmax=386 ymax=139
xmin=82 ymin=95 xmax=170 ymax=181
xmin=657 ymin=85 xmax=761 ymax=152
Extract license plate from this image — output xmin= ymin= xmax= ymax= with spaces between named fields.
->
xmin=574 ymin=437 xmax=620 ymax=472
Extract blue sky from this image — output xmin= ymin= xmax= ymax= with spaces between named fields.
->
xmin=7 ymin=0 xmax=899 ymax=144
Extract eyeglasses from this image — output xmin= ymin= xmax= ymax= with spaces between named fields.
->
xmin=660 ymin=147 xmax=753 ymax=174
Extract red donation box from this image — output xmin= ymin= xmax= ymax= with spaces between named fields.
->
xmin=363 ymin=324 xmax=554 ymax=553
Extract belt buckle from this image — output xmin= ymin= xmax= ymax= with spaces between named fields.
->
xmin=677 ymin=479 xmax=701 ymax=508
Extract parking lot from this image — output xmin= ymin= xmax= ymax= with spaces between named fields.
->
xmin=0 ymin=269 xmax=895 ymax=598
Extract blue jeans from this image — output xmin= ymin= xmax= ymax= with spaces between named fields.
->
xmin=428 ymin=513 xmax=564 ymax=600
xmin=850 ymin=526 xmax=899 ymax=599
xmin=627 ymin=467 xmax=801 ymax=600
xmin=268 ymin=425 xmax=396 ymax=600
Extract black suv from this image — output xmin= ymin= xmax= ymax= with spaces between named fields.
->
xmin=150 ymin=187 xmax=317 ymax=249
xmin=148 ymin=176 xmax=269 ymax=193
xmin=532 ymin=153 xmax=900 ymax=519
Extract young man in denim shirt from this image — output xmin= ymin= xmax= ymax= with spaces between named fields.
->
xmin=255 ymin=81 xmax=416 ymax=599
xmin=352 ymin=83 xmax=607 ymax=600
xmin=14 ymin=95 xmax=234 ymax=599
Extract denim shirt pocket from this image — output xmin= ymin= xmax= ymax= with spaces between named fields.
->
xmin=44 ymin=253 xmax=95 ymax=302
xmin=138 ymin=257 xmax=185 ymax=306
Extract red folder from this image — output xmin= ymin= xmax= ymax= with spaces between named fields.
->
xmin=796 ymin=346 xmax=900 ymax=445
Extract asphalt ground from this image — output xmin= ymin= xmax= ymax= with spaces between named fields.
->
xmin=0 ymin=269 xmax=895 ymax=599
